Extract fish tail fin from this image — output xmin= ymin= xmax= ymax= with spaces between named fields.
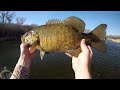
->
xmin=90 ymin=24 xmax=107 ymax=53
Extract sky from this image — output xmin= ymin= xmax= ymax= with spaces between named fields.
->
xmin=12 ymin=11 xmax=120 ymax=35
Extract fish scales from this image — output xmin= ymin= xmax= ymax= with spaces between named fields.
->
xmin=21 ymin=16 xmax=107 ymax=60
xmin=38 ymin=24 xmax=81 ymax=52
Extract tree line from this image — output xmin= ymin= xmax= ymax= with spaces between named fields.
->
xmin=107 ymin=35 xmax=120 ymax=39
xmin=0 ymin=11 xmax=27 ymax=24
xmin=0 ymin=11 xmax=38 ymax=41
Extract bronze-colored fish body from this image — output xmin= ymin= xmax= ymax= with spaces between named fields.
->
xmin=21 ymin=16 xmax=107 ymax=60
xmin=37 ymin=24 xmax=81 ymax=52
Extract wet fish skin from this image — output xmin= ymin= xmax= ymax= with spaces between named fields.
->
xmin=21 ymin=16 xmax=107 ymax=60
xmin=38 ymin=24 xmax=81 ymax=52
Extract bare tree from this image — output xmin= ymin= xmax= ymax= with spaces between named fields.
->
xmin=0 ymin=11 xmax=15 ymax=24
xmin=0 ymin=11 xmax=6 ymax=23
xmin=6 ymin=12 xmax=15 ymax=24
xmin=16 ymin=17 xmax=26 ymax=25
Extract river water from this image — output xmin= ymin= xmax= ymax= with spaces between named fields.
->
xmin=0 ymin=40 xmax=120 ymax=79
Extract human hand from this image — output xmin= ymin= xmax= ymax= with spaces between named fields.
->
xmin=17 ymin=43 xmax=37 ymax=68
xmin=20 ymin=43 xmax=37 ymax=60
xmin=65 ymin=39 xmax=93 ymax=79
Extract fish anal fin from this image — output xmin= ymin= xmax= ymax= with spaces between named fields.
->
xmin=66 ymin=47 xmax=81 ymax=57
xmin=63 ymin=16 xmax=85 ymax=33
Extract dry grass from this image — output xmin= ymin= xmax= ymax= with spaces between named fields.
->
xmin=111 ymin=39 xmax=120 ymax=43
xmin=107 ymin=38 xmax=120 ymax=43
xmin=107 ymin=35 xmax=120 ymax=43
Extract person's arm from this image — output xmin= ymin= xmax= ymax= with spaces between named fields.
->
xmin=10 ymin=43 xmax=36 ymax=79
xmin=66 ymin=39 xmax=93 ymax=79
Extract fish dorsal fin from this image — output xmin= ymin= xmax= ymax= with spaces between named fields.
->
xmin=46 ymin=19 xmax=62 ymax=24
xmin=63 ymin=16 xmax=85 ymax=33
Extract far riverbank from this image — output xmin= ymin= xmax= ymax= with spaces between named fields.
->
xmin=0 ymin=37 xmax=21 ymax=42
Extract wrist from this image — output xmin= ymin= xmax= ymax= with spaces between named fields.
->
xmin=16 ymin=55 xmax=32 ymax=69
xmin=74 ymin=66 xmax=91 ymax=79
xmin=74 ymin=65 xmax=89 ymax=73
xmin=74 ymin=70 xmax=91 ymax=79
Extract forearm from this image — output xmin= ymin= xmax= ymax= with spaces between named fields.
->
xmin=16 ymin=55 xmax=31 ymax=69
xmin=10 ymin=65 xmax=30 ymax=79
xmin=10 ymin=56 xmax=31 ymax=79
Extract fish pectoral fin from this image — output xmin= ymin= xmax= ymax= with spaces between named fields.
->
xmin=40 ymin=50 xmax=45 ymax=60
xmin=66 ymin=47 xmax=81 ymax=57
xmin=63 ymin=16 xmax=85 ymax=33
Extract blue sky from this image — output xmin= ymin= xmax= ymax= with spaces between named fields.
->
xmin=13 ymin=11 xmax=120 ymax=35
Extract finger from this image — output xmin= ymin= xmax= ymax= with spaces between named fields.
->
xmin=88 ymin=45 xmax=93 ymax=57
xmin=65 ymin=53 xmax=73 ymax=58
xmin=31 ymin=49 xmax=37 ymax=55
xmin=88 ymin=45 xmax=93 ymax=63
xmin=20 ymin=43 xmax=30 ymax=51
xmin=29 ymin=45 xmax=37 ymax=53
xmin=21 ymin=43 xmax=28 ymax=47
xmin=88 ymin=45 xmax=93 ymax=54
xmin=65 ymin=53 xmax=77 ymax=61
xmin=20 ymin=43 xmax=25 ymax=48
xmin=80 ymin=39 xmax=89 ymax=53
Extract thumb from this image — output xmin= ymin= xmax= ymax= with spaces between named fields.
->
xmin=80 ymin=39 xmax=89 ymax=53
